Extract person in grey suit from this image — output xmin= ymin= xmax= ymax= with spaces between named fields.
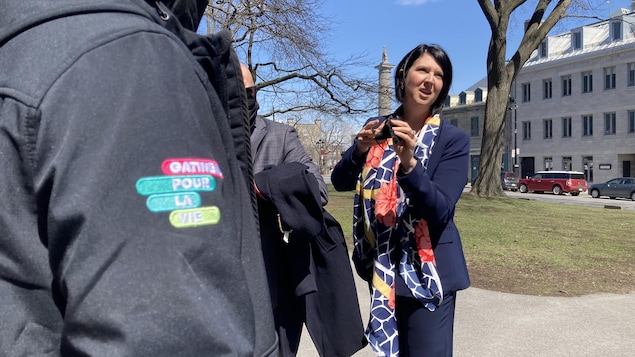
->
xmin=241 ymin=64 xmax=369 ymax=357
xmin=240 ymin=63 xmax=328 ymax=205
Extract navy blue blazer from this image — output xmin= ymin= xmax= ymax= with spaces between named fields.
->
xmin=331 ymin=115 xmax=471 ymax=296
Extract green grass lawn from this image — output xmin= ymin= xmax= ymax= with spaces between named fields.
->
xmin=325 ymin=185 xmax=635 ymax=296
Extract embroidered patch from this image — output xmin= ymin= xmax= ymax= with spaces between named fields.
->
xmin=136 ymin=175 xmax=216 ymax=195
xmin=146 ymin=192 xmax=202 ymax=212
xmin=169 ymin=207 xmax=221 ymax=228
xmin=162 ymin=158 xmax=223 ymax=178
xmin=136 ymin=158 xmax=223 ymax=228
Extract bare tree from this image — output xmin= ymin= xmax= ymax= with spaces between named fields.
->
xmin=203 ymin=0 xmax=378 ymax=119
xmin=470 ymin=0 xmax=612 ymax=197
xmin=281 ymin=113 xmax=357 ymax=173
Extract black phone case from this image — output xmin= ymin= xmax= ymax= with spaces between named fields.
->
xmin=374 ymin=119 xmax=400 ymax=143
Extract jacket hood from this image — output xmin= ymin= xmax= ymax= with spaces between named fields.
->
xmin=161 ymin=0 xmax=209 ymax=32
xmin=0 ymin=0 xmax=207 ymax=45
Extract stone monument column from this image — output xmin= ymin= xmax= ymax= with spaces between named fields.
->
xmin=375 ymin=46 xmax=395 ymax=117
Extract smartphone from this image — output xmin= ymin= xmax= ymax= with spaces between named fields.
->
xmin=374 ymin=119 xmax=400 ymax=143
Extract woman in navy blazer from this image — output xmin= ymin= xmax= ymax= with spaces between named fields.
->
xmin=331 ymin=44 xmax=470 ymax=357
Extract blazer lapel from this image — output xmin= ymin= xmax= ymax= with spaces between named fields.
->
xmin=251 ymin=116 xmax=267 ymax=153
xmin=425 ymin=119 xmax=445 ymax=178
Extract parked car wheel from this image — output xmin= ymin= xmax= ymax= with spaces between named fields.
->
xmin=552 ymin=185 xmax=562 ymax=195
xmin=519 ymin=184 xmax=528 ymax=193
xmin=591 ymin=189 xmax=600 ymax=198
xmin=631 ymin=192 xmax=635 ymax=201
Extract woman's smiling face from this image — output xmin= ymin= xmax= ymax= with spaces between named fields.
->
xmin=402 ymin=52 xmax=444 ymax=114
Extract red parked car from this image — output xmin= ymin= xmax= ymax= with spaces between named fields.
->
xmin=518 ymin=171 xmax=587 ymax=196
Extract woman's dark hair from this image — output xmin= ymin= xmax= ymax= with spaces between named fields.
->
xmin=394 ymin=44 xmax=453 ymax=115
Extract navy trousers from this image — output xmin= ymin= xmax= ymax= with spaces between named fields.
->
xmin=395 ymin=292 xmax=457 ymax=357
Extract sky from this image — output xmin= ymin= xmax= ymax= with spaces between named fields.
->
xmin=317 ymin=0 xmax=634 ymax=94
xmin=197 ymin=0 xmax=633 ymax=121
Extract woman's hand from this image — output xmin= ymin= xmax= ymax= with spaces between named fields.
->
xmin=354 ymin=119 xmax=380 ymax=157
xmin=388 ymin=119 xmax=418 ymax=173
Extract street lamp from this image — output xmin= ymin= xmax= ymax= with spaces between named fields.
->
xmin=509 ymin=96 xmax=519 ymax=174
xmin=316 ymin=139 xmax=325 ymax=174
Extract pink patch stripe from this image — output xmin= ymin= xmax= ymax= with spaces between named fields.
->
xmin=162 ymin=158 xmax=223 ymax=178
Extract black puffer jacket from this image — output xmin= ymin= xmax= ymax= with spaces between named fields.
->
xmin=0 ymin=1 xmax=277 ymax=356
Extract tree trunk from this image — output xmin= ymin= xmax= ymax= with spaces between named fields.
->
xmin=472 ymin=0 xmax=574 ymax=197
xmin=472 ymin=84 xmax=511 ymax=197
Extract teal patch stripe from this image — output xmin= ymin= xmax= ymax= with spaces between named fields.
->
xmin=146 ymin=192 xmax=202 ymax=212
xmin=136 ymin=175 xmax=216 ymax=195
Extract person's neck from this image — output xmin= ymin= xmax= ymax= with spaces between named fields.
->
xmin=401 ymin=105 xmax=431 ymax=132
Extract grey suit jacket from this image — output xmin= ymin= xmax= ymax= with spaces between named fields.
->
xmin=251 ymin=116 xmax=328 ymax=205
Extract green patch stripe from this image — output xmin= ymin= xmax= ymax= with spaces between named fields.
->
xmin=169 ymin=207 xmax=221 ymax=228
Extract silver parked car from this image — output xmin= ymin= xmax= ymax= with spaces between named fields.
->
xmin=588 ymin=177 xmax=635 ymax=201
xmin=500 ymin=171 xmax=519 ymax=191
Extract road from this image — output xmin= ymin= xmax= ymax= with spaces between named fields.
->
xmin=499 ymin=188 xmax=635 ymax=210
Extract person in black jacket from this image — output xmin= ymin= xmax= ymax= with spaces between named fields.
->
xmin=240 ymin=64 xmax=365 ymax=356
xmin=0 ymin=1 xmax=278 ymax=356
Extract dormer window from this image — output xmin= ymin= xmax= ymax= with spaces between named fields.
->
xmin=459 ymin=92 xmax=467 ymax=105
xmin=611 ymin=21 xmax=622 ymax=41
xmin=572 ymin=31 xmax=582 ymax=49
xmin=474 ymin=88 xmax=483 ymax=102
xmin=538 ymin=40 xmax=547 ymax=57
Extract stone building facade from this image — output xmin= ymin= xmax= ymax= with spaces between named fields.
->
xmin=431 ymin=5 xmax=635 ymax=184
xmin=513 ymin=6 xmax=635 ymax=183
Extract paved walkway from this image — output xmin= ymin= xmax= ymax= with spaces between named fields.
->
xmin=299 ymin=268 xmax=635 ymax=356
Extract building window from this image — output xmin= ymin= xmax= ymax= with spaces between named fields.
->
xmin=561 ymin=75 xmax=571 ymax=96
xmin=629 ymin=111 xmax=635 ymax=133
xmin=475 ymin=88 xmax=483 ymax=102
xmin=612 ymin=21 xmax=622 ymax=41
xmin=522 ymin=82 xmax=531 ymax=102
xmin=604 ymin=112 xmax=616 ymax=135
xmin=543 ymin=79 xmax=552 ymax=99
xmin=582 ymin=115 xmax=593 ymax=136
xmin=562 ymin=156 xmax=572 ymax=171
xmin=572 ymin=31 xmax=582 ymax=49
xmin=444 ymin=96 xmax=451 ymax=107
xmin=628 ymin=63 xmax=635 ymax=87
xmin=543 ymin=119 xmax=553 ymax=139
xmin=522 ymin=121 xmax=531 ymax=140
xmin=538 ymin=40 xmax=547 ymax=57
xmin=544 ymin=157 xmax=553 ymax=171
xmin=459 ymin=92 xmax=467 ymax=105
xmin=470 ymin=116 xmax=479 ymax=137
xmin=604 ymin=67 xmax=616 ymax=89
xmin=450 ymin=118 xmax=458 ymax=127
xmin=562 ymin=117 xmax=572 ymax=137
xmin=582 ymin=71 xmax=593 ymax=93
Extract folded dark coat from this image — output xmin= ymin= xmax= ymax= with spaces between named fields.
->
xmin=255 ymin=162 xmax=367 ymax=357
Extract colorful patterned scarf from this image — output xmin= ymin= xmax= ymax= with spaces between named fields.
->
xmin=353 ymin=115 xmax=443 ymax=356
